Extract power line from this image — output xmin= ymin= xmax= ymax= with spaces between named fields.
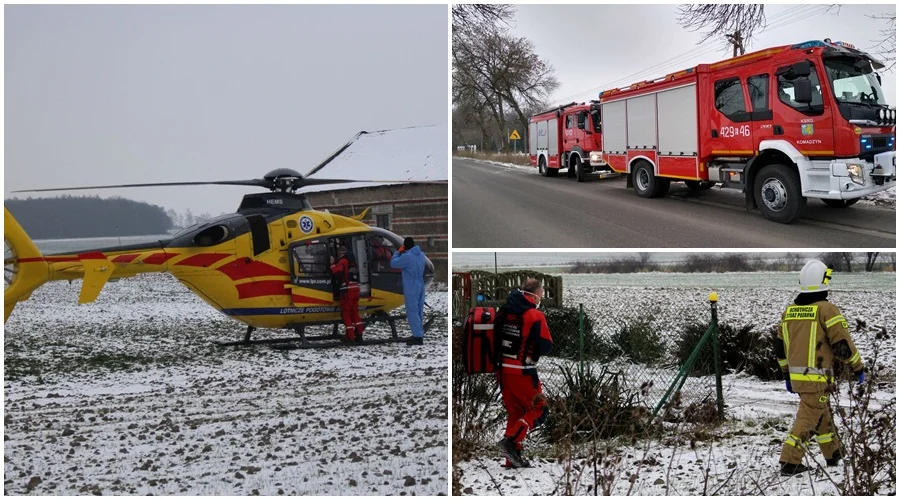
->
xmin=551 ymin=4 xmax=834 ymax=105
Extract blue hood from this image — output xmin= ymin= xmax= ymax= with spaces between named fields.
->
xmin=504 ymin=289 xmax=535 ymax=315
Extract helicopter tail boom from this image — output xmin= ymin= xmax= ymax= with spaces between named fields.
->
xmin=4 ymin=207 xmax=51 ymax=322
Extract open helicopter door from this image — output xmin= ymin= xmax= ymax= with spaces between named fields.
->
xmin=287 ymin=240 xmax=333 ymax=305
xmin=352 ymin=236 xmax=371 ymax=298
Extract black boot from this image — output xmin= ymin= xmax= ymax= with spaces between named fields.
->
xmin=498 ymin=438 xmax=530 ymax=468
xmin=406 ymin=336 xmax=424 ymax=346
xmin=780 ymin=462 xmax=811 ymax=476
xmin=826 ymin=451 xmax=842 ymax=467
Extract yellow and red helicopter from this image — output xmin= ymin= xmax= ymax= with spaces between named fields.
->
xmin=4 ymin=168 xmax=437 ymax=348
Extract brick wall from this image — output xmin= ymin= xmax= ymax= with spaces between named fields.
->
xmin=305 ymin=183 xmax=448 ymax=282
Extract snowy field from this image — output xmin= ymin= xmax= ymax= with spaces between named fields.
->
xmin=456 ymin=271 xmax=896 ymax=496
xmin=4 ymin=274 xmax=449 ymax=495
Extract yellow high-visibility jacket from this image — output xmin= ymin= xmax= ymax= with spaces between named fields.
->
xmin=777 ymin=300 xmax=864 ymax=393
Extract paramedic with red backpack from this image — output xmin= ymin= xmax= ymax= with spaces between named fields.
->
xmin=330 ymin=244 xmax=364 ymax=343
xmin=496 ymin=278 xmax=553 ymax=468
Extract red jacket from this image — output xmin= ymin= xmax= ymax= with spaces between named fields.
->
xmin=497 ymin=290 xmax=553 ymax=374
xmin=330 ymin=256 xmax=358 ymax=289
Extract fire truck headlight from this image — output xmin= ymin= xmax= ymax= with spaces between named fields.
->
xmin=590 ymin=151 xmax=602 ymax=164
xmin=847 ymin=164 xmax=865 ymax=185
xmin=891 ymin=109 xmax=897 ymax=121
xmin=878 ymin=109 xmax=886 ymax=121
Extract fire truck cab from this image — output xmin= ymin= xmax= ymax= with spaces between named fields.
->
xmin=598 ymin=39 xmax=896 ymax=223
xmin=528 ymin=102 xmax=609 ymax=182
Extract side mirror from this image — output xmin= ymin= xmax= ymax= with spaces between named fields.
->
xmin=794 ymin=78 xmax=813 ymax=104
xmin=876 ymin=73 xmax=882 ymax=85
xmin=791 ymin=60 xmax=811 ymax=77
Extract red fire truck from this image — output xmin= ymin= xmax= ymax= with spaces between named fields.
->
xmin=596 ymin=39 xmax=895 ymax=223
xmin=528 ymin=102 xmax=609 ymax=182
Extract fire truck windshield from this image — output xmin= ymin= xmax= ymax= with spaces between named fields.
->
xmin=824 ymin=57 xmax=886 ymax=106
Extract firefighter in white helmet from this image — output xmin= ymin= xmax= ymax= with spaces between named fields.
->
xmin=775 ymin=259 xmax=865 ymax=476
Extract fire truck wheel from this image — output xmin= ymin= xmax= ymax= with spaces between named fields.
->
xmin=632 ymin=161 xmax=654 ymax=197
xmin=632 ymin=161 xmax=668 ymax=198
xmin=754 ymin=164 xmax=806 ymax=223
xmin=566 ymin=158 xmax=576 ymax=178
xmin=822 ymin=198 xmax=860 ymax=208
xmin=576 ymin=161 xmax=586 ymax=182
xmin=539 ymin=157 xmax=548 ymax=176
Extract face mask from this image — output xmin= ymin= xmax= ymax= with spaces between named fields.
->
xmin=522 ymin=290 xmax=542 ymax=309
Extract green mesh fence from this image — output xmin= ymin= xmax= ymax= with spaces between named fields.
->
xmin=452 ymin=271 xmax=728 ymax=445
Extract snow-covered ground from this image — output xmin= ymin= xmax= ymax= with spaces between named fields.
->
xmin=4 ymin=274 xmax=449 ymax=495
xmin=456 ymin=272 xmax=895 ymax=496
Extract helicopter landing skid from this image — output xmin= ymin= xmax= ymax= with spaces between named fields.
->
xmin=216 ymin=311 xmax=411 ymax=348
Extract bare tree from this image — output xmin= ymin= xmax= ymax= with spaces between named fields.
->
xmin=820 ymin=252 xmax=858 ymax=272
xmin=453 ymin=22 xmax=559 ymax=152
xmin=841 ymin=252 xmax=856 ymax=273
xmin=677 ymin=4 xmax=766 ymax=57
xmin=638 ymin=252 xmax=652 ymax=268
xmin=451 ymin=4 xmax=515 ymax=33
xmin=782 ymin=252 xmax=804 ymax=270
xmin=865 ymin=252 xmax=880 ymax=272
xmin=867 ymin=13 xmax=896 ymax=71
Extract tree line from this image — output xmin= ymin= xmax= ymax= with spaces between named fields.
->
xmin=6 ymin=196 xmax=173 ymax=239
xmin=569 ymin=252 xmax=894 ymax=274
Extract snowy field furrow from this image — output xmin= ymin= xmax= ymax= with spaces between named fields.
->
xmin=5 ymin=274 xmax=449 ymax=495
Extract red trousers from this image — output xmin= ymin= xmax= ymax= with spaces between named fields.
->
xmin=340 ymin=285 xmax=363 ymax=340
xmin=498 ymin=371 xmax=547 ymax=445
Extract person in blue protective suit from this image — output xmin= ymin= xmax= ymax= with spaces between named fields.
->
xmin=390 ymin=236 xmax=427 ymax=346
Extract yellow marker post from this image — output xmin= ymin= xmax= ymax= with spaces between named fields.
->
xmin=708 ymin=292 xmax=718 ymax=303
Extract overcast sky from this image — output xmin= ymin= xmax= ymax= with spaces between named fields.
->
xmin=5 ymin=5 xmax=448 ymax=216
xmin=509 ymin=4 xmax=896 ymax=107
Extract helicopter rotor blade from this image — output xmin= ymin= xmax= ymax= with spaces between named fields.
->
xmin=12 ymin=179 xmax=269 ymax=193
xmin=293 ymin=178 xmax=363 ymax=187
xmin=300 ymin=178 xmax=447 ymax=186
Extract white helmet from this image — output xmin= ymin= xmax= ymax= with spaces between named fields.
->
xmin=799 ymin=259 xmax=832 ymax=293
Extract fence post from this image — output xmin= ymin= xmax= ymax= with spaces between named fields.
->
xmin=579 ymin=303 xmax=585 ymax=378
xmin=709 ymin=292 xmax=724 ymax=419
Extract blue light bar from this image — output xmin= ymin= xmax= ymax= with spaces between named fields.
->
xmin=791 ymin=40 xmax=828 ymax=50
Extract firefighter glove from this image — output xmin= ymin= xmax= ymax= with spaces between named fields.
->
xmin=785 ymin=380 xmax=793 ymax=393
xmin=856 ymin=370 xmax=865 ymax=385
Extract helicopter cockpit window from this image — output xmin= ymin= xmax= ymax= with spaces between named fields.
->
xmin=293 ymin=242 xmax=329 ymax=278
xmin=193 ymin=225 xmax=230 ymax=247
xmin=368 ymin=235 xmax=398 ymax=272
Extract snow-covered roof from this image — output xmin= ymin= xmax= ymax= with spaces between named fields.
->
xmin=302 ymin=124 xmax=448 ymax=193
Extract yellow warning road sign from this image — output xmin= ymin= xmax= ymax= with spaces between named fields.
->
xmin=509 ymin=130 xmax=521 ymax=140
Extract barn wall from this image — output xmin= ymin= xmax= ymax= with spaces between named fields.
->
xmin=305 ymin=183 xmax=448 ymax=282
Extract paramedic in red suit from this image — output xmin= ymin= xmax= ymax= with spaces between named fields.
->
xmin=496 ymin=278 xmax=553 ymax=468
xmin=330 ymin=245 xmax=364 ymax=343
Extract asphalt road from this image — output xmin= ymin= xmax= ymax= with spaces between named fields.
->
xmin=452 ymin=158 xmax=896 ymax=248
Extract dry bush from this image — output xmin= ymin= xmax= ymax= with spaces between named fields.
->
xmin=672 ymin=321 xmax=781 ymax=380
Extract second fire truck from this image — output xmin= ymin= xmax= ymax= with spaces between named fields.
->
xmin=528 ymin=102 xmax=609 ymax=182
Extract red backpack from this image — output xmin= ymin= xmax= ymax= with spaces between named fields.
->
xmin=461 ymin=306 xmax=499 ymax=374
